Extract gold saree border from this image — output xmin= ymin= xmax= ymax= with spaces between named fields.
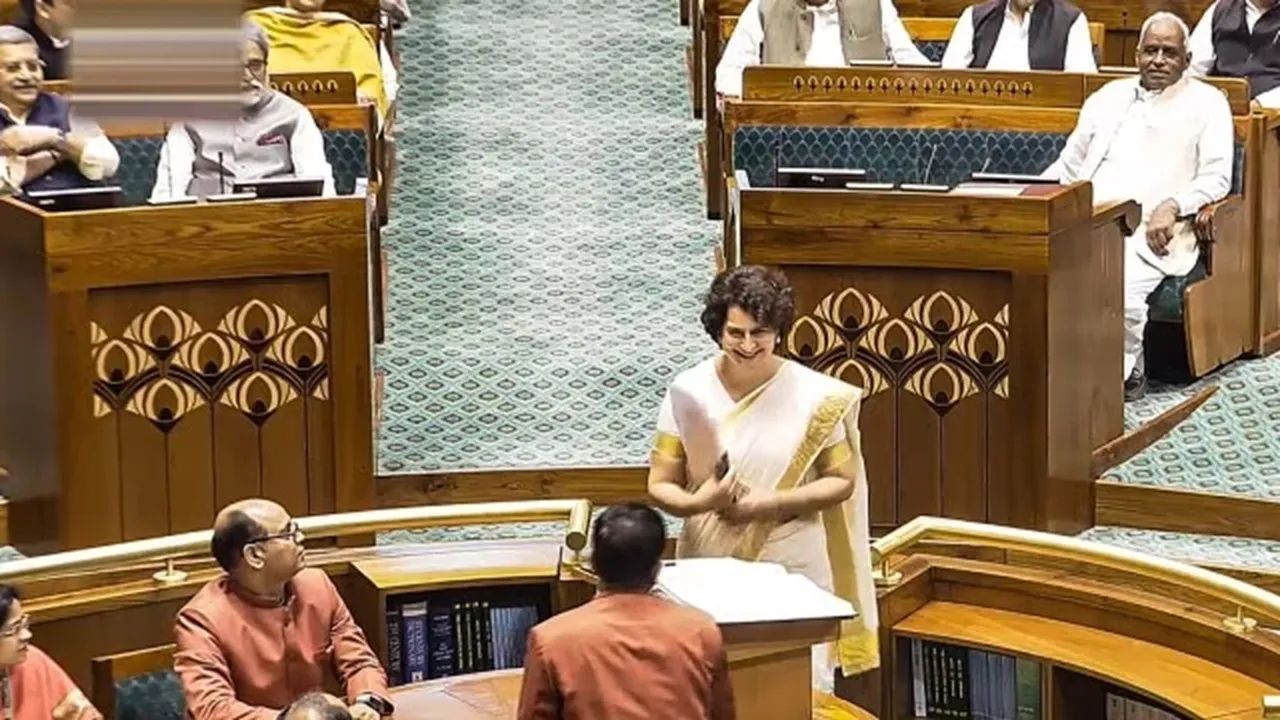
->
xmin=814 ymin=441 xmax=853 ymax=476
xmin=652 ymin=430 xmax=686 ymax=460
xmin=732 ymin=389 xmax=855 ymax=561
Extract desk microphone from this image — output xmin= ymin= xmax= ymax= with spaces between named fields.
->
xmin=163 ymin=122 xmax=173 ymax=200
xmin=218 ymin=151 xmax=226 ymax=195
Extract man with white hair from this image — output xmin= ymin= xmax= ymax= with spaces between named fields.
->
xmin=1043 ymin=11 xmax=1233 ymax=400
xmin=1186 ymin=0 xmax=1280 ymax=107
xmin=150 ymin=21 xmax=335 ymax=201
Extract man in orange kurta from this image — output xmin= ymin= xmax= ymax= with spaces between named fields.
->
xmin=517 ymin=504 xmax=736 ymax=720
xmin=174 ymin=499 xmax=392 ymax=720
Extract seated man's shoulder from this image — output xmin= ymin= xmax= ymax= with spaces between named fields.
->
xmin=177 ymin=575 xmax=234 ymax=625
xmin=1184 ymin=76 xmax=1234 ymax=107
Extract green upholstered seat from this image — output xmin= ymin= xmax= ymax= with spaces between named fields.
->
xmin=113 ymin=670 xmax=185 ymax=720
xmin=732 ymin=125 xmax=1245 ymax=324
xmin=111 ymin=129 xmax=369 ymax=206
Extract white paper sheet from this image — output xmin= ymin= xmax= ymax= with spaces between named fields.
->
xmin=656 ymin=558 xmax=855 ymax=625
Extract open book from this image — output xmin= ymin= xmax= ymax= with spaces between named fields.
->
xmin=654 ymin=558 xmax=856 ymax=625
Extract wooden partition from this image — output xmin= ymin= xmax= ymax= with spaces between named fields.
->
xmin=723 ymin=68 xmax=1262 ymax=376
xmin=0 ymin=197 xmax=375 ymax=551
xmin=865 ymin=522 xmax=1280 ymax=720
xmin=729 ymin=180 xmax=1133 ymax=535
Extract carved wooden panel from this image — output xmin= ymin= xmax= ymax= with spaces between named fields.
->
xmin=783 ymin=267 xmax=1012 ymax=533
xmin=271 ymin=71 xmax=358 ymax=106
xmin=87 ymin=276 xmax=333 ymax=539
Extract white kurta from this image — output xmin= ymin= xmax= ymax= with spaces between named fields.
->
xmin=715 ymin=0 xmax=930 ymax=97
xmin=1044 ymin=76 xmax=1234 ymax=378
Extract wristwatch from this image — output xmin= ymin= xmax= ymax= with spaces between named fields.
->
xmin=354 ymin=693 xmax=394 ymax=717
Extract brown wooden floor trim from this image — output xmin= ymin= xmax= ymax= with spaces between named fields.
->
xmin=376 ymin=465 xmax=649 ymax=508
xmin=1096 ymin=480 xmax=1280 ymax=542
xmin=1091 ymin=385 xmax=1218 ymax=478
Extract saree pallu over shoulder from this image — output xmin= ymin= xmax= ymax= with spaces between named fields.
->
xmin=737 ymin=376 xmax=880 ymax=676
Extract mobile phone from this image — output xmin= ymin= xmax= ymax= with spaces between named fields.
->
xmin=715 ymin=452 xmax=731 ymax=480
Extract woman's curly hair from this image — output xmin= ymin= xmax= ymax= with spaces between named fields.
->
xmin=700 ymin=265 xmax=795 ymax=342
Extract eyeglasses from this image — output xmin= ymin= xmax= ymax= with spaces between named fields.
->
xmin=0 ymin=614 xmax=29 ymax=638
xmin=250 ymin=520 xmax=301 ymax=545
xmin=243 ymin=59 xmax=266 ymax=74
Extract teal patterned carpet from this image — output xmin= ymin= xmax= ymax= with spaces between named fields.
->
xmin=373 ymin=0 xmax=716 ymax=473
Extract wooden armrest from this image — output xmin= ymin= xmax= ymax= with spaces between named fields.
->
xmin=1091 ymin=199 xmax=1141 ymax=237
xmin=1192 ymin=195 xmax=1244 ymax=275
xmin=1192 ymin=196 xmax=1241 ymax=245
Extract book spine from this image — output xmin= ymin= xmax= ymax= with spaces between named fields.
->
xmin=912 ymin=639 xmax=926 ymax=717
xmin=927 ymin=642 xmax=945 ymax=717
xmin=385 ymin=601 xmax=403 ymax=686
xmin=426 ymin=601 xmax=455 ymax=679
xmin=476 ymin=600 xmax=493 ymax=671
xmin=400 ymin=599 xmax=428 ymax=683
xmin=1015 ymin=657 xmax=1039 ymax=720
xmin=455 ymin=600 xmax=472 ymax=673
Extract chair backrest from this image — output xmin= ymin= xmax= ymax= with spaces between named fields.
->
xmin=91 ymin=644 xmax=184 ymax=720
xmin=726 ymin=69 xmax=1252 ymax=194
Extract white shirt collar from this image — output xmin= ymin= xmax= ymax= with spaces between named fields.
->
xmin=1134 ymin=76 xmax=1188 ymax=103
xmin=808 ymin=0 xmax=838 ymax=15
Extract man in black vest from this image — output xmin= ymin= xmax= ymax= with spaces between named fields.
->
xmin=941 ymin=0 xmax=1097 ymax=72
xmin=15 ymin=0 xmax=70 ymax=81
xmin=1188 ymin=0 xmax=1280 ymax=107
xmin=0 ymin=26 xmax=118 ymax=194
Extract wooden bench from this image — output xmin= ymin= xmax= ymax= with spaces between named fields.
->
xmin=722 ymin=67 xmax=1257 ymax=380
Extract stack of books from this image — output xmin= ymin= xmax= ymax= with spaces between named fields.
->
xmin=384 ymin=585 xmax=548 ymax=685
xmin=908 ymin=638 xmax=1041 ymax=719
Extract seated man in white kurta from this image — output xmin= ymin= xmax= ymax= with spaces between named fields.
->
xmin=714 ymin=0 xmax=930 ymax=100
xmin=1042 ymin=11 xmax=1233 ymax=400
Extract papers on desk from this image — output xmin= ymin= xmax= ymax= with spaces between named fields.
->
xmin=950 ymin=182 xmax=1030 ymax=197
xmin=655 ymin=558 xmax=855 ymax=625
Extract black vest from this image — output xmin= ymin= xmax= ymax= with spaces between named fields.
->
xmin=1210 ymin=0 xmax=1280 ymax=98
xmin=0 ymin=93 xmax=99 ymax=194
xmin=970 ymin=0 xmax=1081 ymax=70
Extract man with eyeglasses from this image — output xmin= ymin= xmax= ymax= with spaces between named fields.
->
xmin=174 ymin=499 xmax=393 ymax=720
xmin=1041 ymin=11 xmax=1233 ymax=400
xmin=149 ymin=21 xmax=336 ymax=201
xmin=0 ymin=24 xmax=118 ymax=195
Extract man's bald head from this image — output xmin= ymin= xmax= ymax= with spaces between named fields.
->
xmin=211 ymin=499 xmax=286 ymax=572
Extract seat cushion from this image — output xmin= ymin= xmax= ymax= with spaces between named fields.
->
xmin=733 ymin=125 xmax=1067 ymax=188
xmin=111 ymin=130 xmax=369 ymax=205
xmin=1147 ymin=253 xmax=1209 ymax=323
xmin=115 ymin=670 xmax=185 ymax=720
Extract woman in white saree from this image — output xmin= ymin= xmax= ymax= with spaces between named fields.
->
xmin=646 ymin=266 xmax=879 ymax=693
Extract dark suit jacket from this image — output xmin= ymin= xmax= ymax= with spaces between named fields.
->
xmin=517 ymin=591 xmax=736 ymax=720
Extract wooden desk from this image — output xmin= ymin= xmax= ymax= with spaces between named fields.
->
xmin=0 ymin=197 xmax=375 ymax=550
xmin=389 ymin=669 xmax=877 ymax=719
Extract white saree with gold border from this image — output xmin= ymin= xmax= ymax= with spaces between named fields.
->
xmin=653 ymin=356 xmax=880 ymax=690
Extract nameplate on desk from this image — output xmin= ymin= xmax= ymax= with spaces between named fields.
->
xmin=970 ymin=172 xmax=1059 ymax=185
xmin=951 ymin=182 xmax=1030 ymax=197
xmin=842 ymin=181 xmax=896 ymax=191
xmin=205 ymin=192 xmax=258 ymax=203
xmin=899 ymin=183 xmax=951 ymax=193
xmin=147 ymin=196 xmax=199 ymax=206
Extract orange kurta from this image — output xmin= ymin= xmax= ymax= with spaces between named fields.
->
xmin=174 ymin=568 xmax=388 ymax=720
xmin=517 ymin=592 xmax=735 ymax=720
xmin=6 ymin=646 xmax=101 ymax=720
